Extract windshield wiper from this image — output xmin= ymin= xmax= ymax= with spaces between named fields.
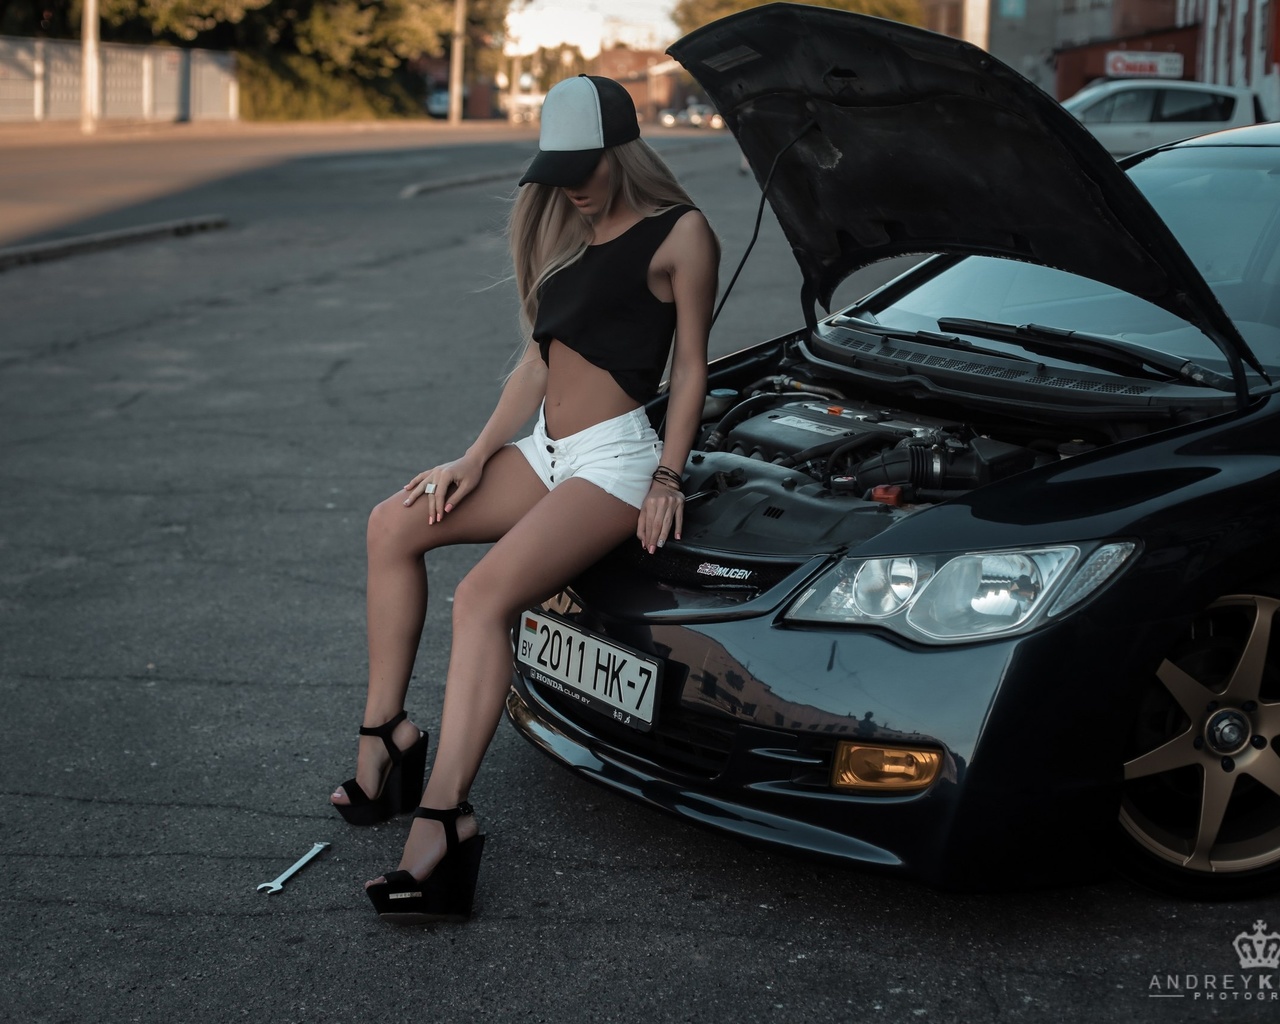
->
xmin=831 ymin=314 xmax=1037 ymax=364
xmin=936 ymin=317 xmax=1234 ymax=392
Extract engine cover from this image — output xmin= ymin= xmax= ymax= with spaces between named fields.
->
xmin=724 ymin=400 xmax=953 ymax=462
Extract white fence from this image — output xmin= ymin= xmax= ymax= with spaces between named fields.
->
xmin=0 ymin=35 xmax=237 ymax=122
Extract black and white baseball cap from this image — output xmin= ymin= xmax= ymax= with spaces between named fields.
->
xmin=519 ymin=75 xmax=641 ymax=188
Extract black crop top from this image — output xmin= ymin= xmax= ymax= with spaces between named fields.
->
xmin=532 ymin=204 xmax=695 ymax=404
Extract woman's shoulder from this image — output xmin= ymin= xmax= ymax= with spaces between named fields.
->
xmin=657 ymin=204 xmax=712 ymax=238
xmin=639 ymin=203 xmax=710 ymax=247
xmin=662 ymin=206 xmax=715 ymax=248
xmin=651 ymin=205 xmax=717 ymax=275
xmin=655 ymin=202 xmax=700 ymax=221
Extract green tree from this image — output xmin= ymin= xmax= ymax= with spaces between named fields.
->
xmin=672 ymin=0 xmax=921 ymax=36
xmin=526 ymin=43 xmax=587 ymax=93
xmin=13 ymin=0 xmax=513 ymax=119
xmin=101 ymin=1 xmax=274 ymax=40
xmin=291 ymin=0 xmax=453 ymax=78
xmin=100 ymin=1 xmax=458 ymax=72
xmin=0 ymin=1 xmax=78 ymax=37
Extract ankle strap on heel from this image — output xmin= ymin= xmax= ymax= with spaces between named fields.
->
xmin=413 ymin=801 xmax=475 ymax=850
xmin=359 ymin=710 xmax=408 ymax=760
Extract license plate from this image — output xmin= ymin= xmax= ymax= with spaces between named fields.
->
xmin=516 ymin=611 xmax=660 ymax=732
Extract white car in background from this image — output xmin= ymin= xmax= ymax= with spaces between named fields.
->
xmin=1063 ymin=78 xmax=1264 ymax=156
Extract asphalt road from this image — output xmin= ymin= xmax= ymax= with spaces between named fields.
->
xmin=1 ymin=122 xmax=1277 ymax=1024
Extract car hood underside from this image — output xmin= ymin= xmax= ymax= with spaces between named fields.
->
xmin=666 ymin=3 xmax=1259 ymax=379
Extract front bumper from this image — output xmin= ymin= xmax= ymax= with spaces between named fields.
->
xmin=506 ymin=606 xmax=1113 ymax=889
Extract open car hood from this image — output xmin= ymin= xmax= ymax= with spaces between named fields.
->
xmin=667 ymin=4 xmax=1263 ymax=385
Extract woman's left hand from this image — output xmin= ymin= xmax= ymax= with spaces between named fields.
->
xmin=637 ymin=481 xmax=684 ymax=554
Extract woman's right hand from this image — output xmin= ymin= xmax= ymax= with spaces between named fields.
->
xmin=403 ymin=453 xmax=484 ymax=524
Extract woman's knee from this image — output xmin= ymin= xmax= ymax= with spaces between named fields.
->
xmin=367 ymin=495 xmax=422 ymax=561
xmin=453 ymin=565 xmax=517 ymax=627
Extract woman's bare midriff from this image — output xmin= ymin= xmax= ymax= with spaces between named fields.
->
xmin=542 ymin=340 xmax=642 ymax=438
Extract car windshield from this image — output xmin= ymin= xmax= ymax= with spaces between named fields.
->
xmin=864 ymin=146 xmax=1280 ymax=374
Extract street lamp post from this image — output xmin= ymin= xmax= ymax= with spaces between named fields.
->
xmin=448 ymin=0 xmax=466 ymax=125
xmin=81 ymin=0 xmax=100 ymax=134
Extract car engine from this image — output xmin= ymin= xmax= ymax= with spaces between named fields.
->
xmin=701 ymin=389 xmax=1062 ymax=504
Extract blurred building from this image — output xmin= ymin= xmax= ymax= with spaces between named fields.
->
xmin=919 ymin=0 xmax=1277 ymax=116
xmin=1171 ymin=0 xmax=1277 ymax=108
xmin=1054 ymin=0 xmax=1277 ymax=115
xmin=594 ymin=44 xmax=681 ymax=123
xmin=1055 ymin=0 xmax=1193 ymax=99
xmin=921 ymin=0 xmax=1058 ymax=92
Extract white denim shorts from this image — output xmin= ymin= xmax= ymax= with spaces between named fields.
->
xmin=512 ymin=404 xmax=662 ymax=509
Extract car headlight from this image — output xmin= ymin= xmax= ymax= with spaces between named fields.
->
xmin=785 ymin=541 xmax=1136 ymax=644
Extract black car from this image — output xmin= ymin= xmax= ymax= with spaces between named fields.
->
xmin=506 ymin=4 xmax=1280 ymax=898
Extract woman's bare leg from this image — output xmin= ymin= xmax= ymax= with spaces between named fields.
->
xmin=366 ymin=478 xmax=642 ymax=883
xmin=331 ymin=446 xmax=549 ymax=807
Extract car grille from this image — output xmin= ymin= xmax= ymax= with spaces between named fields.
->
xmin=529 ymin=678 xmax=738 ymax=777
xmin=527 ymin=675 xmax=841 ymax=785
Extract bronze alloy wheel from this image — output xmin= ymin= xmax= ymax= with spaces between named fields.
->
xmin=1119 ymin=594 xmax=1280 ymax=897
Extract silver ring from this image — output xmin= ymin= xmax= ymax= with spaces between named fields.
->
xmin=424 ymin=482 xmax=437 ymax=495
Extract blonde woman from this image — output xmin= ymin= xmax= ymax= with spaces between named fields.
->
xmin=330 ymin=75 xmax=719 ymax=924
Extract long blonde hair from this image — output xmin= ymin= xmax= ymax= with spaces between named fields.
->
xmin=508 ymin=138 xmax=697 ymax=339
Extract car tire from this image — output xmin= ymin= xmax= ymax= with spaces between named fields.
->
xmin=1117 ymin=591 xmax=1280 ymax=898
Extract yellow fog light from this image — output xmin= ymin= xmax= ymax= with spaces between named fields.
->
xmin=831 ymin=742 xmax=941 ymax=793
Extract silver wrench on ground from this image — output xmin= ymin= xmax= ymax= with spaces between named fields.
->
xmin=257 ymin=842 xmax=330 ymax=893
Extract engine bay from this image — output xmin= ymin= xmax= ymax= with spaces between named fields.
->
xmin=695 ymin=376 xmax=1088 ymax=507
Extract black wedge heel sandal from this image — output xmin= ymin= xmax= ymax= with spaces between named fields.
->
xmin=365 ymin=801 xmax=486 ymax=924
xmin=333 ymin=710 xmax=429 ymax=826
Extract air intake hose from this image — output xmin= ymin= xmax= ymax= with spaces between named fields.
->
xmin=851 ymin=438 xmax=1038 ymax=493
